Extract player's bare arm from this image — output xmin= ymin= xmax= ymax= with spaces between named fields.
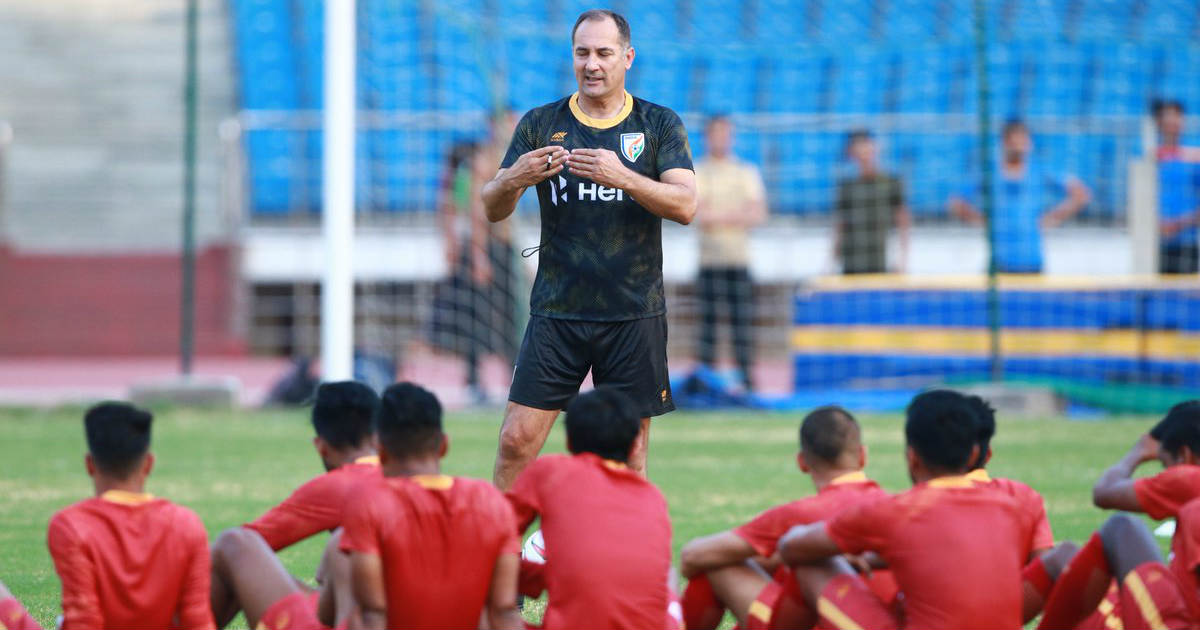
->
xmin=481 ymin=146 xmax=569 ymax=222
xmin=485 ymin=553 xmax=523 ymax=630
xmin=349 ymin=552 xmax=387 ymax=630
xmin=566 ymin=148 xmax=696 ymax=224
xmin=1092 ymin=433 xmax=1159 ymax=510
xmin=1042 ymin=177 xmax=1092 ymax=228
xmin=777 ymin=522 xmax=842 ymax=566
xmin=949 ymin=196 xmax=984 ymax=225
xmin=678 ymin=531 xmax=759 ymax=578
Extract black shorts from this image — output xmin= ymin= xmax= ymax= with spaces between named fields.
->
xmin=508 ymin=315 xmax=674 ymax=417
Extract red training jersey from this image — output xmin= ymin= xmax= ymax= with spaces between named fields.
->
xmin=1134 ymin=465 xmax=1200 ymax=618
xmin=339 ymin=474 xmax=519 ymax=630
xmin=967 ymin=469 xmax=1055 ymax=553
xmin=827 ymin=475 xmax=1037 ymax=629
xmin=245 ymin=456 xmax=380 ymax=551
xmin=47 ymin=490 xmax=214 ymax=630
xmin=507 ymin=453 xmax=672 ymax=630
xmin=734 ymin=471 xmax=886 ymax=557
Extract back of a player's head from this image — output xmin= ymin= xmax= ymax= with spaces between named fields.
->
xmin=1152 ymin=98 xmax=1185 ymax=119
xmin=799 ymin=405 xmax=862 ymax=469
xmin=1002 ymin=118 xmax=1028 ymax=140
xmin=905 ymin=390 xmax=979 ymax=474
xmin=967 ymin=394 xmax=997 ymax=468
xmin=572 ymin=9 xmax=631 ymax=48
xmin=84 ymin=402 xmax=153 ymax=478
xmin=375 ymin=383 xmax=443 ymax=460
xmin=311 ymin=381 xmax=380 ymax=450
xmin=845 ymin=128 xmax=874 ymax=149
xmin=564 ymin=387 xmax=641 ymax=463
xmin=1159 ymin=400 xmax=1200 ymax=459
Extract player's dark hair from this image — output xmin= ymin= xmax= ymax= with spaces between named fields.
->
xmin=311 ymin=381 xmax=380 ymax=450
xmin=1151 ymin=98 xmax=1185 ymax=119
xmin=799 ymin=405 xmax=861 ymax=467
xmin=967 ymin=394 xmax=997 ymax=470
xmin=705 ymin=113 xmax=731 ymax=131
xmin=375 ymin=382 xmax=444 ymax=459
xmin=844 ymin=128 xmax=874 ymax=153
xmin=1002 ymin=118 xmax=1028 ymax=140
xmin=84 ymin=402 xmax=153 ymax=478
xmin=905 ymin=390 xmax=979 ymax=474
xmin=572 ymin=9 xmax=632 ymax=48
xmin=1159 ymin=400 xmax=1200 ymax=458
xmin=447 ymin=140 xmax=478 ymax=172
xmin=564 ymin=387 xmax=641 ymax=463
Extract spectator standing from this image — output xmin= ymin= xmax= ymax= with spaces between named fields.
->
xmin=950 ymin=119 xmax=1091 ymax=274
xmin=694 ymin=115 xmax=766 ymax=391
xmin=833 ymin=130 xmax=910 ymax=274
xmin=1152 ymin=99 xmax=1200 ymax=274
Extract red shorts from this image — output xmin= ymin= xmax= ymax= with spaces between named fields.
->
xmin=814 ymin=574 xmax=899 ymax=630
xmin=745 ymin=576 xmax=789 ymax=630
xmin=258 ymin=591 xmax=325 ymax=630
xmin=1118 ymin=563 xmax=1195 ymax=630
xmin=1074 ymin=582 xmax=1120 ymax=630
xmin=0 ymin=597 xmax=41 ymax=630
xmin=519 ymin=558 xmax=547 ymax=598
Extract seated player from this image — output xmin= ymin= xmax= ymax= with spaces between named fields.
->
xmin=0 ymin=579 xmax=40 ymax=630
xmin=339 ymin=383 xmax=523 ymax=630
xmin=242 ymin=381 xmax=381 ymax=551
xmin=962 ymin=394 xmax=1068 ymax=622
xmin=507 ymin=387 xmax=673 ymax=630
xmin=778 ymin=390 xmax=1038 ymax=629
xmin=209 ymin=527 xmax=356 ymax=630
xmin=1037 ymin=400 xmax=1200 ymax=629
xmin=48 ymin=402 xmax=215 ymax=629
xmin=210 ymin=381 xmax=379 ymax=628
xmin=677 ymin=406 xmax=889 ymax=630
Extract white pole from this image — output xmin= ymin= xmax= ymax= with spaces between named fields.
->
xmin=321 ymin=0 xmax=356 ymax=381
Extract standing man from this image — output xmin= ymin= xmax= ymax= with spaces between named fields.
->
xmin=1152 ymin=99 xmax=1200 ymax=274
xmin=833 ymin=129 xmax=910 ymax=274
xmin=951 ymin=119 xmax=1091 ymax=274
xmin=480 ymin=9 xmax=697 ymax=489
xmin=694 ymin=115 xmax=766 ymax=392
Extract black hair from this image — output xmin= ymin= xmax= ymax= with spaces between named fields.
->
xmin=311 ymin=381 xmax=380 ymax=450
xmin=1002 ymin=118 xmax=1028 ymax=139
xmin=375 ymin=382 xmax=444 ymax=459
xmin=1151 ymin=98 xmax=1185 ymax=119
xmin=564 ymin=387 xmax=641 ymax=463
xmin=84 ymin=402 xmax=153 ymax=478
xmin=845 ymin=128 xmax=874 ymax=149
xmin=905 ymin=390 xmax=979 ymax=474
xmin=447 ymin=140 xmax=478 ymax=172
xmin=966 ymin=394 xmax=997 ymax=469
xmin=1159 ymin=400 xmax=1200 ymax=459
xmin=572 ymin=9 xmax=632 ymax=48
xmin=799 ymin=405 xmax=861 ymax=466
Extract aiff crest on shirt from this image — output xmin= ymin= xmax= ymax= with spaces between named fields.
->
xmin=621 ymin=133 xmax=645 ymax=163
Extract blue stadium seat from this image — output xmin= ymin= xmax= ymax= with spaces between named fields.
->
xmin=625 ymin=0 xmax=679 ymax=41
xmin=626 ymin=46 xmax=692 ymax=110
xmin=697 ymin=48 xmax=759 ymax=113
xmin=1072 ymin=0 xmax=1134 ymax=40
xmin=755 ymin=0 xmax=810 ymax=41
xmin=505 ymin=36 xmax=565 ymax=112
xmin=831 ymin=48 xmax=894 ymax=114
xmin=819 ymin=0 xmax=875 ymax=43
xmin=1027 ymin=43 xmax=1087 ymax=116
xmin=895 ymin=45 xmax=953 ymax=113
xmin=690 ymin=0 xmax=746 ymax=41
xmin=1140 ymin=0 xmax=1197 ymax=39
xmin=881 ymin=0 xmax=939 ymax=41
xmin=763 ymin=52 xmax=827 ymax=113
xmin=1085 ymin=42 xmax=1153 ymax=115
xmin=1160 ymin=44 xmax=1200 ymax=112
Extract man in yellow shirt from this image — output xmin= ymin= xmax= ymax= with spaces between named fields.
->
xmin=694 ymin=115 xmax=767 ymax=391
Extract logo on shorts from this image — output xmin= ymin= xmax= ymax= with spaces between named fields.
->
xmin=660 ymin=389 xmax=668 ymax=403
xmin=551 ymin=131 xmax=568 ymax=142
xmin=621 ymin=133 xmax=645 ymax=163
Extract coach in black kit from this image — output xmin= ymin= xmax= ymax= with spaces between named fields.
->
xmin=481 ymin=9 xmax=697 ymax=490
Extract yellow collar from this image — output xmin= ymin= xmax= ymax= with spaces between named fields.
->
xmin=100 ymin=490 xmax=155 ymax=505
xmin=353 ymin=455 xmax=380 ymax=466
xmin=829 ymin=471 xmax=869 ymax=485
xmin=410 ymin=474 xmax=454 ymax=490
xmin=927 ymin=475 xmax=976 ymax=489
xmin=603 ymin=459 xmax=629 ymax=471
xmin=569 ymin=91 xmax=634 ymax=129
xmin=966 ymin=469 xmax=991 ymax=482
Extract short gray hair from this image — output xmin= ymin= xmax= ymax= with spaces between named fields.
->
xmin=572 ymin=9 xmax=631 ymax=48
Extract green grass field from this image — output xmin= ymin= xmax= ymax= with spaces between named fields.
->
xmin=0 ymin=406 xmax=1168 ymax=628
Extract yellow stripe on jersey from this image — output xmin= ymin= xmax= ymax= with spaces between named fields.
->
xmin=1124 ymin=569 xmax=1168 ymax=630
xmin=748 ymin=600 xmax=773 ymax=625
xmin=568 ymin=91 xmax=634 ymax=129
xmin=816 ymin=597 xmax=866 ymax=630
xmin=100 ymin=490 xmax=156 ymax=505
xmin=830 ymin=471 xmax=869 ymax=485
xmin=411 ymin=474 xmax=454 ymax=490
